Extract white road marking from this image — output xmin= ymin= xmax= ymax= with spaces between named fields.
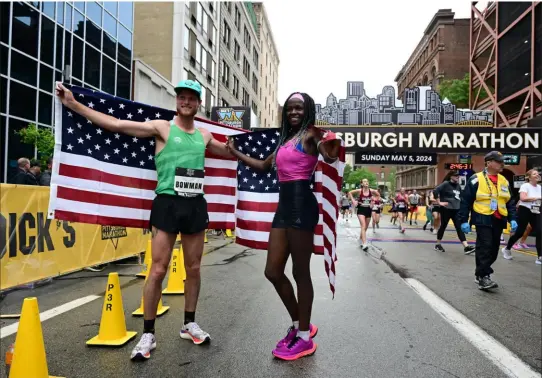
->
xmin=0 ymin=295 xmax=100 ymax=339
xmin=404 ymin=278 xmax=541 ymax=378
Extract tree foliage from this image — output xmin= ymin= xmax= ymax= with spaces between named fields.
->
xmin=437 ymin=73 xmax=489 ymax=109
xmin=346 ymin=168 xmax=377 ymax=189
xmin=16 ymin=123 xmax=55 ymax=168
xmin=388 ymin=167 xmax=397 ymax=193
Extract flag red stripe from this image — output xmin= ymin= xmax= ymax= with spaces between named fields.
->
xmin=204 ymin=185 xmax=236 ymax=196
xmin=235 ymin=237 xmax=269 ymax=251
xmin=236 ymin=218 xmax=272 ymax=232
xmin=207 ymin=202 xmax=235 ymax=214
xmin=59 ymin=163 xmax=157 ymax=190
xmin=208 ymin=221 xmax=235 ymax=230
xmin=205 ymin=166 xmax=237 ymax=178
xmin=54 ymin=210 xmax=150 ymax=229
xmin=236 ymin=200 xmax=278 ymax=213
xmin=57 ymin=186 xmax=153 ymax=210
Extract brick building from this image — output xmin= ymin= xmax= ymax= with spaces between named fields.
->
xmin=392 ymin=8 xmax=530 ymax=194
xmin=395 ymin=9 xmax=470 ymax=94
xmin=217 ymin=2 xmax=261 ymax=117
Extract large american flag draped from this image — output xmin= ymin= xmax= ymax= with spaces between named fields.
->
xmin=233 ymin=129 xmax=345 ymax=296
xmin=49 ymin=84 xmax=244 ymax=229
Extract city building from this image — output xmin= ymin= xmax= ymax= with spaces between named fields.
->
xmin=253 ymin=2 xmax=280 ymax=128
xmin=133 ymin=1 xmax=220 ymax=118
xmin=1 ymin=1 xmax=134 ymax=182
xmin=394 ymin=9 xmax=470 ymax=96
xmin=217 ymin=2 xmax=260 ymax=120
xmin=469 ymin=2 xmax=541 ymax=128
xmin=132 ymin=59 xmax=176 ymax=110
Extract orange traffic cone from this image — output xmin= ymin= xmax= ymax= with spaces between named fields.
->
xmin=132 ymin=259 xmax=169 ymax=316
xmin=136 ymin=240 xmax=152 ymax=278
xmin=9 ymin=297 xmax=64 ymax=378
xmin=162 ymin=248 xmax=186 ymax=295
xmin=87 ymin=273 xmax=137 ymax=346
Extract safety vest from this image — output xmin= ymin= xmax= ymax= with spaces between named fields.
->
xmin=473 ymin=172 xmax=511 ymax=216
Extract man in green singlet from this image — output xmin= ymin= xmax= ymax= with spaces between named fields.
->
xmin=56 ymin=80 xmax=231 ymax=360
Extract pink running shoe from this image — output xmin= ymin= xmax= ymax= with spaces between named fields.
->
xmin=275 ymin=324 xmax=318 ymax=348
xmin=520 ymin=242 xmax=530 ymax=249
xmin=512 ymin=243 xmax=522 ymax=250
xmin=272 ymin=337 xmax=317 ymax=361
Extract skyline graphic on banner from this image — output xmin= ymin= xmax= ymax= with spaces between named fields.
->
xmin=314 ymin=81 xmax=494 ymax=126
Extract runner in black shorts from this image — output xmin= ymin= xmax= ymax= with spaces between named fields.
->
xmin=57 ymin=80 xmax=233 ymax=360
xmin=349 ymin=179 xmax=379 ymax=251
xmin=370 ymin=191 xmax=383 ymax=231
xmin=395 ymin=188 xmax=408 ymax=233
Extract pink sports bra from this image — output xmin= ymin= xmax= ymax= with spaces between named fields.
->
xmin=275 ymin=139 xmax=318 ymax=183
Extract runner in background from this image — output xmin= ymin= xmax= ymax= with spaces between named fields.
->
xmin=340 ymin=193 xmax=351 ymax=222
xmin=512 ymin=224 xmax=532 ymax=250
xmin=408 ymin=189 xmax=421 ymax=225
xmin=389 ymin=193 xmax=398 ymax=225
xmin=349 ymin=179 xmax=379 ymax=251
xmin=433 ymin=170 xmax=476 ymax=254
xmin=371 ymin=190 xmax=383 ymax=232
xmin=395 ymin=188 xmax=409 ymax=233
xmin=422 ymin=189 xmax=434 ymax=233
xmin=429 ymin=189 xmax=441 ymax=235
xmin=501 ymin=169 xmax=541 ymax=263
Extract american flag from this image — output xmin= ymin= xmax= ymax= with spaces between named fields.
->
xmin=48 ymin=84 xmax=245 ymax=230
xmin=233 ymin=129 xmax=345 ymax=296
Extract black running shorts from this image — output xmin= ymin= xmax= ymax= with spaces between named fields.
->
xmin=272 ymin=180 xmax=319 ymax=231
xmin=149 ymin=194 xmax=209 ymax=235
xmin=357 ymin=206 xmax=372 ymax=218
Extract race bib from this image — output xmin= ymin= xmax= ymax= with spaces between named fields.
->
xmin=532 ymin=199 xmax=541 ymax=214
xmin=362 ymin=198 xmax=371 ymax=207
xmin=372 ymin=205 xmax=379 ymax=211
xmin=490 ymin=198 xmax=498 ymax=211
xmin=398 ymin=203 xmax=405 ymax=208
xmin=174 ymin=167 xmax=205 ymax=197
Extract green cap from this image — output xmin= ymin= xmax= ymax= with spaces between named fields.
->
xmin=174 ymin=80 xmax=202 ymax=98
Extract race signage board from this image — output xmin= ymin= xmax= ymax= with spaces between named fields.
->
xmin=355 ymin=152 xmax=437 ymax=165
xmin=324 ymin=126 xmax=542 ymax=154
xmin=503 ymin=153 xmax=520 ymax=165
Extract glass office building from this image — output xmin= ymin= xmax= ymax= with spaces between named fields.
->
xmin=1 ymin=1 xmax=134 ymax=182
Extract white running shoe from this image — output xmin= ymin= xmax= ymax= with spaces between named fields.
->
xmin=536 ymin=257 xmax=542 ymax=265
xmin=130 ymin=333 xmax=156 ymax=360
xmin=180 ymin=322 xmax=211 ymax=345
xmin=501 ymin=247 xmax=513 ymax=260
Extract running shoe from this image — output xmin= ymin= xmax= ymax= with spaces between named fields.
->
xmin=376 ymin=223 xmax=380 ymax=229
xmin=478 ymin=276 xmax=498 ymax=290
xmin=362 ymin=244 xmax=369 ymax=252
xmin=423 ymin=224 xmax=427 ymax=231
xmin=536 ymin=257 xmax=542 ymax=265
xmin=474 ymin=276 xmax=480 ymax=284
xmin=519 ymin=242 xmax=530 ymax=249
xmin=180 ymin=322 xmax=211 ymax=345
xmin=434 ymin=244 xmax=445 ymax=253
xmin=276 ymin=324 xmax=318 ymax=348
xmin=130 ymin=333 xmax=156 ymax=360
xmin=500 ymin=236 xmax=506 ymax=245
xmin=272 ymin=336 xmax=317 ymax=361
xmin=400 ymin=228 xmax=405 ymax=234
xmin=512 ymin=243 xmax=522 ymax=250
xmin=501 ymin=247 xmax=513 ymax=260
xmin=464 ymin=245 xmax=476 ymax=255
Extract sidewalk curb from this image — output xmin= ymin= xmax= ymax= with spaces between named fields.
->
xmin=203 ymin=239 xmax=235 ymax=256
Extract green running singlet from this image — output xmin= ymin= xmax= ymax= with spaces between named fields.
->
xmin=154 ymin=121 xmax=206 ymax=196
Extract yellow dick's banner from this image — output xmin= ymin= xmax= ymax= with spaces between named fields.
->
xmin=1 ymin=184 xmax=150 ymax=290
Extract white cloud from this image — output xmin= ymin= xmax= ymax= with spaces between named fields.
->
xmin=264 ymin=0 xmax=470 ymax=106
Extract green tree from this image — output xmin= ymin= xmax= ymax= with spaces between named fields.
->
xmin=388 ymin=167 xmax=396 ymax=193
xmin=16 ymin=123 xmax=55 ymax=168
xmin=342 ymin=164 xmax=352 ymax=183
xmin=346 ymin=168 xmax=377 ymax=189
xmin=437 ymin=73 xmax=489 ymax=109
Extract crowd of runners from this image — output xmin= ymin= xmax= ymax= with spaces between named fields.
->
xmin=340 ymin=168 xmax=540 ymax=267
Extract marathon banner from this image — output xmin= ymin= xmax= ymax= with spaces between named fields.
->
xmin=355 ymin=152 xmax=437 ymax=165
xmin=0 ymin=184 xmax=150 ymax=290
xmin=327 ymin=126 xmax=542 ymax=154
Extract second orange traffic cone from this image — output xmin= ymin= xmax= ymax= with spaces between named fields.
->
xmin=87 ymin=273 xmax=137 ymax=346
xmin=9 ymin=297 xmax=64 ymax=378
xmin=162 ymin=248 xmax=186 ymax=295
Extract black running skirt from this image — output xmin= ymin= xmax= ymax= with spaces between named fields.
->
xmin=272 ymin=180 xmax=319 ymax=231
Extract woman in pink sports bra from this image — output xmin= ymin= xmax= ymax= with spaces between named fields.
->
xmin=226 ymin=92 xmax=340 ymax=361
